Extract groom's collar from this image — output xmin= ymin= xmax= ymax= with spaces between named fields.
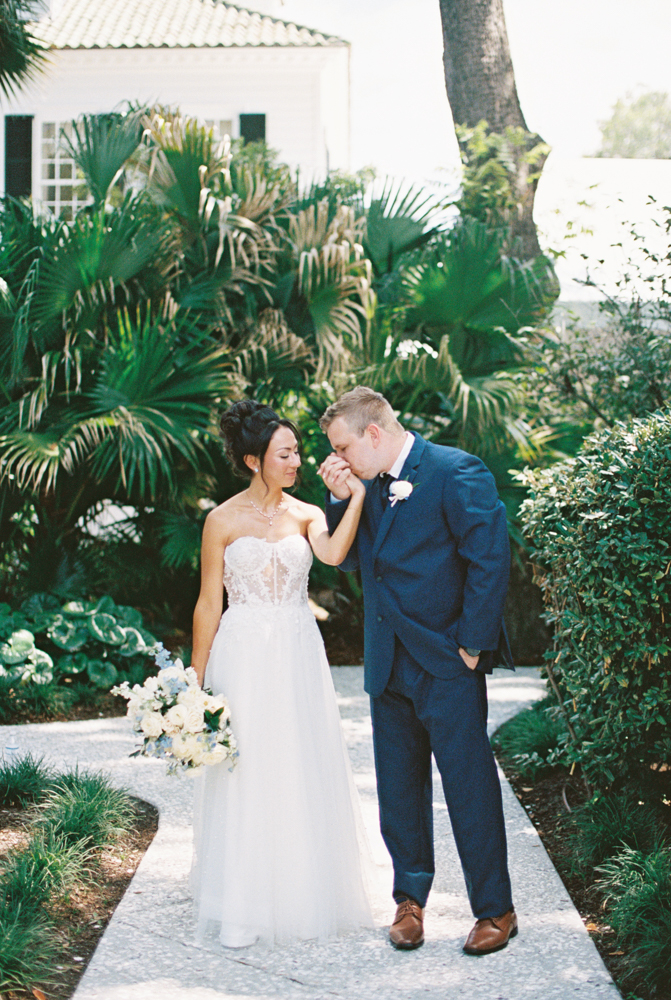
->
xmin=386 ymin=431 xmax=414 ymax=479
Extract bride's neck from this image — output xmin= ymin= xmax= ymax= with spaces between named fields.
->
xmin=247 ymin=479 xmax=283 ymax=508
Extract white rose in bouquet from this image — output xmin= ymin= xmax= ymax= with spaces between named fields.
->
xmin=177 ymin=686 xmax=202 ymax=708
xmin=203 ymin=744 xmax=229 ymax=765
xmin=164 ymin=703 xmax=189 ymax=732
xmin=184 ymin=706 xmax=205 ymax=732
xmin=140 ymin=712 xmax=164 ymax=738
xmin=172 ymin=732 xmax=202 ymax=762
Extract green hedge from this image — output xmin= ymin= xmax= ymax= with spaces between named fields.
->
xmin=520 ymin=409 xmax=671 ymax=789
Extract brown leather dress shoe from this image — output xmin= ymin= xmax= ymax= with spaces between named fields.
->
xmin=463 ymin=908 xmax=518 ymax=955
xmin=389 ymin=898 xmax=425 ymax=950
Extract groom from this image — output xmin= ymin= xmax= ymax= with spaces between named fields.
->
xmin=319 ymin=386 xmax=516 ymax=954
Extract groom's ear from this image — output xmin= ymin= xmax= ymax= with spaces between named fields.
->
xmin=367 ymin=424 xmax=382 ymax=448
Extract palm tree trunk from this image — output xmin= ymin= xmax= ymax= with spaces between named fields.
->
xmin=438 ymin=0 xmax=548 ymax=259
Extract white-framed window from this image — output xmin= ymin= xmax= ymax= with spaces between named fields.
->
xmin=204 ymin=119 xmax=234 ymax=140
xmin=40 ymin=121 xmax=89 ymax=220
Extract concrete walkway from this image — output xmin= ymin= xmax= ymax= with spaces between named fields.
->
xmin=0 ymin=667 xmax=619 ymax=1000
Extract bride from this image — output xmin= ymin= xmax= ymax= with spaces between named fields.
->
xmin=189 ymin=399 xmax=372 ymax=947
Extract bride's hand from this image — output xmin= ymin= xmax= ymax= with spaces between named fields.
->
xmin=319 ymin=454 xmax=353 ymax=500
xmin=345 ymin=471 xmax=365 ymax=502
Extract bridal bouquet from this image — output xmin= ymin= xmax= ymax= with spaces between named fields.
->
xmin=113 ymin=644 xmax=238 ymax=775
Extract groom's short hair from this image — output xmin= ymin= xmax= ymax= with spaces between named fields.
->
xmin=320 ymin=386 xmax=404 ymax=437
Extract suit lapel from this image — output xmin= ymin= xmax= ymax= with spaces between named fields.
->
xmin=372 ymin=433 xmax=427 ymax=560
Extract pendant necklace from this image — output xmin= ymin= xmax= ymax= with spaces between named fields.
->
xmin=248 ymin=493 xmax=284 ymax=526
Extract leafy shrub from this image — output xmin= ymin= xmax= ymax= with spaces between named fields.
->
xmin=37 ymin=769 xmax=136 ymax=850
xmin=568 ymin=791 xmax=664 ymax=872
xmin=0 ymin=593 xmax=157 ymax=690
xmin=492 ymin=696 xmax=566 ymax=779
xmin=0 ymin=753 xmax=53 ymax=808
xmin=597 ymin=845 xmax=671 ymax=990
xmin=520 ymin=410 xmax=671 ymax=790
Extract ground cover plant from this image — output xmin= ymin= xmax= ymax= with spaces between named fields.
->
xmin=494 ymin=710 xmax=671 ymax=999
xmin=0 ymin=755 xmax=157 ymax=999
xmin=490 ymin=696 xmax=566 ymax=780
xmin=0 ymin=753 xmax=53 ymax=808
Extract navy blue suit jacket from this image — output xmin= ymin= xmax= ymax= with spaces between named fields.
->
xmin=325 ymin=433 xmax=514 ymax=698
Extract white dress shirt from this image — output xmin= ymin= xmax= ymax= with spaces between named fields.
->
xmin=385 ymin=431 xmax=414 ymax=480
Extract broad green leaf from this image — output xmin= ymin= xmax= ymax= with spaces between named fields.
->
xmin=87 ymin=659 xmax=118 ymax=689
xmin=87 ymin=613 xmax=125 ymax=645
xmin=0 ymin=628 xmax=35 ymax=664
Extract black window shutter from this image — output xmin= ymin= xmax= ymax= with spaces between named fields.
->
xmin=239 ymin=114 xmax=266 ymax=144
xmin=5 ymin=116 xmax=33 ymax=197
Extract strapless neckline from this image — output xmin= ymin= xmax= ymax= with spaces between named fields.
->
xmin=226 ymin=534 xmax=309 ymax=551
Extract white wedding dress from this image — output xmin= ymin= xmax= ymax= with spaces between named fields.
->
xmin=191 ymin=533 xmax=373 ymax=947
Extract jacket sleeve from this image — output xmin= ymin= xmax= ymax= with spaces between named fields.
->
xmin=324 ymin=494 xmax=361 ymax=572
xmin=442 ymin=452 xmax=510 ymax=652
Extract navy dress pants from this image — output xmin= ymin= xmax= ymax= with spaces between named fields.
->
xmin=369 ymin=639 xmax=513 ymax=918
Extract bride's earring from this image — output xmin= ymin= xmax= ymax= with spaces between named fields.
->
xmin=253 ymin=467 xmax=259 ymax=473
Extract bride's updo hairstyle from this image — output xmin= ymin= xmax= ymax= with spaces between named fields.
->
xmin=219 ymin=399 xmax=302 ymax=480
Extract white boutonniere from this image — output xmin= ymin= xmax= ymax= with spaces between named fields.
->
xmin=389 ymin=479 xmax=414 ymax=507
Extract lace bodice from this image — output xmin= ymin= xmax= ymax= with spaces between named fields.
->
xmin=224 ymin=535 xmax=312 ymax=607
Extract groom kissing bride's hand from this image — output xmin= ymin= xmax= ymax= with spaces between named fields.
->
xmin=318 ymin=452 xmax=356 ymax=501
xmin=318 ymin=385 xmax=518 ymax=956
xmin=318 ymin=423 xmax=479 ymax=676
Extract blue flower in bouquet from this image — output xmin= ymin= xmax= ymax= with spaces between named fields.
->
xmin=154 ymin=642 xmax=173 ymax=669
xmin=159 ymin=673 xmax=189 ymax=698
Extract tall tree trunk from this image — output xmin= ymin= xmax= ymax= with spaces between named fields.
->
xmin=439 ymin=0 xmax=548 ymax=259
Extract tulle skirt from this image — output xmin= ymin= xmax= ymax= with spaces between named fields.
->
xmin=190 ymin=602 xmax=373 ymax=948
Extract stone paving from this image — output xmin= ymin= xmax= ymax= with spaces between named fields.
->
xmin=0 ymin=667 xmax=620 ymax=1000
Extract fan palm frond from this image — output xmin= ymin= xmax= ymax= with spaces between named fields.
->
xmin=372 ymin=333 xmax=521 ymax=450
xmin=143 ymin=111 xmax=278 ymax=301
xmin=289 ymin=200 xmax=365 ymax=256
xmin=15 ymin=343 xmax=83 ymax=430
xmin=233 ymin=166 xmax=292 ymax=228
xmin=0 ymin=0 xmax=47 ymax=100
xmin=84 ymin=310 xmax=230 ymax=496
xmin=234 ymin=308 xmax=315 ymax=397
xmin=404 ymin=218 xmax=556 ymax=336
xmin=156 ymin=509 xmax=204 ymax=570
xmin=143 ymin=110 xmax=231 ymax=230
xmin=397 ymin=218 xmax=557 ymax=376
xmin=61 ymin=110 xmax=145 ymax=207
xmin=0 ymin=309 xmax=233 ymax=501
xmin=19 ymin=191 xmax=174 ymax=342
xmin=0 ymin=416 xmax=109 ymax=492
xmin=288 ymin=202 xmax=373 ymax=376
xmin=363 ymin=177 xmax=442 ymax=277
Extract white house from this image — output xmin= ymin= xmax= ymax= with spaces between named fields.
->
xmin=1 ymin=0 xmax=350 ymax=217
